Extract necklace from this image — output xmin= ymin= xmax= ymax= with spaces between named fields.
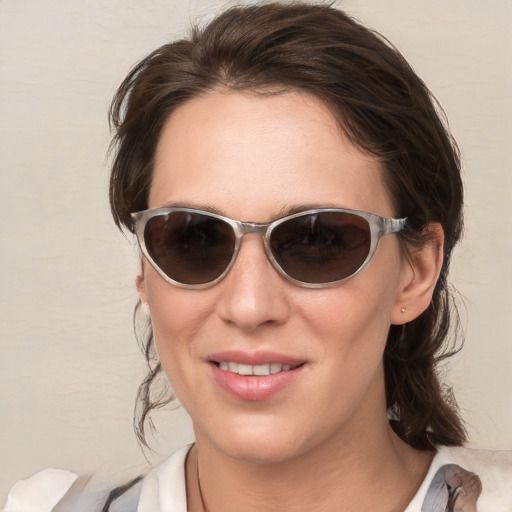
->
xmin=196 ymin=458 xmax=208 ymax=512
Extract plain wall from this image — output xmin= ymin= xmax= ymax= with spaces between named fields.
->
xmin=1 ymin=0 xmax=511 ymax=500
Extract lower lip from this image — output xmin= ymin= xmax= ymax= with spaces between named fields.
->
xmin=210 ymin=363 xmax=304 ymax=401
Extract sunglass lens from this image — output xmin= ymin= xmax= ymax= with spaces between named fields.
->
xmin=144 ymin=212 xmax=236 ymax=285
xmin=270 ymin=212 xmax=371 ymax=283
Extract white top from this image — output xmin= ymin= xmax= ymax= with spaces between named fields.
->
xmin=3 ymin=445 xmax=512 ymax=511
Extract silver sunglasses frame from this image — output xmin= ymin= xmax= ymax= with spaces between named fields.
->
xmin=131 ymin=207 xmax=407 ymax=289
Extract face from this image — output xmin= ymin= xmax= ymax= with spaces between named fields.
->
xmin=138 ymin=90 xmax=412 ymax=464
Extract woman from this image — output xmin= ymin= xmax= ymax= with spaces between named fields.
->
xmin=4 ymin=3 xmax=511 ymax=511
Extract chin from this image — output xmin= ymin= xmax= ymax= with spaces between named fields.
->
xmin=224 ymin=437 xmax=306 ymax=466
xmin=203 ymin=416 xmax=318 ymax=466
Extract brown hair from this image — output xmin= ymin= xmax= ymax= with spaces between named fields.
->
xmin=109 ymin=2 xmax=466 ymax=449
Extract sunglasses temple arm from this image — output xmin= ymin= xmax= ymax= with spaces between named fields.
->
xmin=382 ymin=217 xmax=407 ymax=235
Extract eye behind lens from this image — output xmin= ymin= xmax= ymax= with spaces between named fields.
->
xmin=269 ymin=212 xmax=371 ymax=283
xmin=144 ymin=211 xmax=237 ymax=285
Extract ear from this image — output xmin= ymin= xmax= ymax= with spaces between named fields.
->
xmin=391 ymin=223 xmax=444 ymax=325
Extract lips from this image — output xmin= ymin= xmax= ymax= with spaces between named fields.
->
xmin=208 ymin=350 xmax=306 ymax=401
xmin=209 ymin=350 xmax=304 ymax=366
xmin=218 ymin=361 xmax=299 ymax=376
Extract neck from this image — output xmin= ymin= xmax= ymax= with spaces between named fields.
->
xmin=187 ymin=416 xmax=433 ymax=512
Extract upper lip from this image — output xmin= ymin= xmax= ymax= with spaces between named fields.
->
xmin=208 ymin=350 xmax=305 ymax=366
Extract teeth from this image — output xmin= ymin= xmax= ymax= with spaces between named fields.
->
xmin=270 ymin=363 xmax=282 ymax=374
xmin=253 ymin=364 xmax=270 ymax=376
xmin=238 ymin=363 xmax=253 ymax=376
xmin=218 ymin=362 xmax=297 ymax=376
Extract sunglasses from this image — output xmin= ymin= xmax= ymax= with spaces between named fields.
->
xmin=131 ymin=207 xmax=407 ymax=289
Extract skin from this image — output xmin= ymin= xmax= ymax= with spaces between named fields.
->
xmin=137 ymin=90 xmax=443 ymax=511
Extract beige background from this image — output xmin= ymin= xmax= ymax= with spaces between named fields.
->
xmin=1 ymin=0 xmax=511 ymax=500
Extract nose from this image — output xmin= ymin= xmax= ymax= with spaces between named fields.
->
xmin=216 ymin=235 xmax=291 ymax=331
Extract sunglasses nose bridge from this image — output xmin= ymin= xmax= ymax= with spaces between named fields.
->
xmin=231 ymin=221 xmax=275 ymax=269
xmin=238 ymin=221 xmax=269 ymax=237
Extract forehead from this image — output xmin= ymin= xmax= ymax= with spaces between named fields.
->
xmin=150 ymin=90 xmax=393 ymax=219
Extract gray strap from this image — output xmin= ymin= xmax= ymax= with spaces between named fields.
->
xmin=108 ymin=478 xmax=143 ymax=512
xmin=421 ymin=464 xmax=482 ymax=511
xmin=51 ymin=475 xmax=104 ymax=511
xmin=51 ymin=474 xmax=142 ymax=512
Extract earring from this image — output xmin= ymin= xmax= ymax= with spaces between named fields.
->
xmin=401 ymin=307 xmax=407 ymax=314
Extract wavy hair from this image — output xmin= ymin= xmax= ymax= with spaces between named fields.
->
xmin=109 ymin=2 xmax=466 ymax=450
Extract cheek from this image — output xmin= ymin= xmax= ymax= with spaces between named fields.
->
xmin=301 ymin=275 xmax=398 ymax=347
xmin=143 ymin=270 xmax=209 ymax=372
xmin=306 ymin=296 xmax=393 ymax=431
xmin=300 ymin=262 xmax=401 ymax=381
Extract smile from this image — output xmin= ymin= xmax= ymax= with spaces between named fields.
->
xmin=217 ymin=362 xmax=300 ymax=376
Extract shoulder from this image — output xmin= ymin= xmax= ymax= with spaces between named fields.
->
xmin=445 ymin=444 xmax=512 ymax=465
xmin=2 ymin=468 xmax=141 ymax=512
xmin=136 ymin=444 xmax=190 ymax=511
xmin=1 ymin=445 xmax=191 ymax=512
xmin=406 ymin=445 xmax=512 ymax=512
xmin=2 ymin=469 xmax=78 ymax=512
xmin=436 ymin=445 xmax=512 ymax=486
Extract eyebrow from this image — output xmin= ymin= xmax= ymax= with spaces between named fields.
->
xmin=159 ymin=201 xmax=224 ymax=215
xmin=276 ymin=202 xmax=341 ymax=217
xmin=158 ymin=201 xmax=344 ymax=220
